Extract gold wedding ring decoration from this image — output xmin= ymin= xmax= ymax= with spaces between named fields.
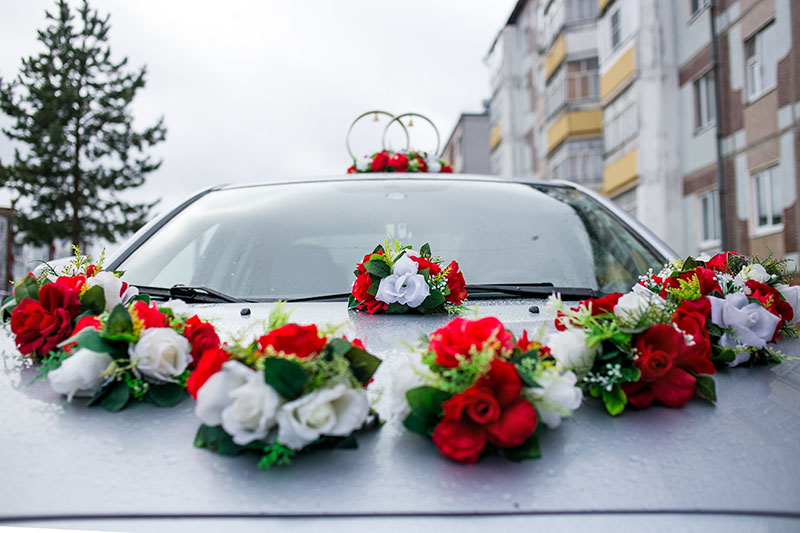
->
xmin=346 ymin=111 xmax=442 ymax=160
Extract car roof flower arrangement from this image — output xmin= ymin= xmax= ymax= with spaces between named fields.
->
xmin=349 ymin=241 xmax=468 ymax=314
xmin=39 ymin=295 xmax=221 ymax=411
xmin=188 ymin=306 xmax=382 ymax=469
xmin=545 ymin=251 xmax=798 ymax=416
xmin=2 ymin=248 xmax=138 ymax=360
xmin=344 ymin=111 xmax=453 ymax=174
xmin=395 ymin=316 xmax=582 ymax=464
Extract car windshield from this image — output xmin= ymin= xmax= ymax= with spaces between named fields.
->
xmin=114 ymin=178 xmax=665 ymax=299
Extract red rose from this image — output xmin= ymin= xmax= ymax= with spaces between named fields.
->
xmin=9 ymin=282 xmax=81 ymax=356
xmin=54 ymin=275 xmax=86 ymax=294
xmin=672 ymin=299 xmax=715 ymax=375
xmin=86 ymin=264 xmax=99 ymax=277
xmin=355 ymin=250 xmax=383 ymax=274
xmin=428 ymin=317 xmax=514 ymax=368
xmin=351 ymin=271 xmax=387 ymax=314
xmin=389 ymin=152 xmax=409 ymax=172
xmin=358 ymin=299 xmax=387 ymax=314
xmin=410 ymin=255 xmax=441 ymax=276
xmin=622 ymin=368 xmax=697 ymax=409
xmin=585 ymin=293 xmax=622 ymax=315
xmin=186 ymin=347 xmax=230 ymax=399
xmin=441 ymin=165 xmax=453 ymax=173
xmin=371 ymin=151 xmax=389 ymax=171
xmin=347 ymin=165 xmax=357 ymax=174
xmin=183 ymin=315 xmax=221 ymax=367
xmin=416 ymin=157 xmax=428 ymax=172
xmin=664 ymin=267 xmax=721 ymax=296
xmin=444 ymin=261 xmax=467 ymax=304
xmin=706 ymin=252 xmax=740 ymax=273
xmin=432 ymin=358 xmax=537 ymax=463
xmin=258 ymin=323 xmax=327 ymax=358
xmin=515 ymin=330 xmax=550 ymax=355
xmin=633 ymin=324 xmax=683 ymax=380
xmin=131 ymin=301 xmax=168 ymax=328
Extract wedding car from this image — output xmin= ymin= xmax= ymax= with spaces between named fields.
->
xmin=1 ymin=175 xmax=798 ymax=531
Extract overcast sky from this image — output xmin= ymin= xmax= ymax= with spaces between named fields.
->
xmin=0 ymin=0 xmax=517 ymax=218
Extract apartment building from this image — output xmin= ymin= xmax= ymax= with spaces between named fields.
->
xmin=677 ymin=0 xmax=799 ymax=268
xmin=441 ymin=111 xmax=491 ymax=174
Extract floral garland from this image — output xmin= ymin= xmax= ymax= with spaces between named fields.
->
xmin=1 ymin=248 xmax=138 ymax=359
xmin=545 ymin=251 xmax=798 ymax=415
xmin=347 ymin=150 xmax=453 ymax=174
xmin=188 ymin=306 xmax=382 ymax=469
xmin=349 ymin=241 xmax=468 ymax=314
xmin=40 ymin=297 xmax=220 ymax=411
xmin=396 ymin=317 xmax=582 ymax=464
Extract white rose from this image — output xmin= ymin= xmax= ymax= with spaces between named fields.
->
xmin=733 ymin=263 xmax=771 ymax=288
xmin=86 ymin=271 xmax=125 ymax=312
xmin=276 ymin=384 xmax=369 ymax=450
xmin=195 ymin=361 xmax=250 ymax=426
xmin=613 ymin=291 xmax=656 ymax=321
xmin=48 ymin=348 xmax=113 ymax=401
xmin=546 ymin=328 xmax=599 ymax=376
xmin=426 ymin=157 xmax=442 ymax=173
xmin=776 ymin=284 xmax=800 ymax=325
xmin=708 ymin=293 xmax=780 ymax=350
xmin=526 ymin=367 xmax=583 ymax=429
xmin=161 ymin=298 xmax=189 ymax=316
xmin=355 ymin=155 xmax=372 ymax=172
xmin=130 ymin=327 xmax=192 ymax=382
xmin=390 ymin=354 xmax=435 ymax=419
xmin=375 ymin=255 xmax=430 ymax=307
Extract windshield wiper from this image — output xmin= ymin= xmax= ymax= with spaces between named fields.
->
xmin=135 ymin=284 xmax=249 ymax=304
xmin=465 ymin=284 xmax=603 ymax=300
xmin=283 ymin=292 xmax=352 ymax=303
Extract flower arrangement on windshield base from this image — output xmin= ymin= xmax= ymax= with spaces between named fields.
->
xmin=40 ymin=296 xmax=220 ymax=412
xmin=545 ymin=251 xmax=798 ymax=416
xmin=347 ymin=150 xmax=453 ymax=174
xmin=395 ymin=317 xmax=582 ymax=464
xmin=189 ymin=306 xmax=382 ymax=469
xmin=1 ymin=247 xmax=138 ymax=360
xmin=349 ymin=240 xmax=468 ymax=314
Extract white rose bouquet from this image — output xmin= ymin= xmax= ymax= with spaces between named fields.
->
xmin=189 ymin=307 xmax=382 ymax=469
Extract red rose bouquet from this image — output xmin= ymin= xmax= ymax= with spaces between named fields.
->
xmin=349 ymin=240 xmax=468 ymax=314
xmin=189 ymin=306 xmax=382 ymax=469
xmin=347 ymin=150 xmax=453 ymax=174
xmin=396 ymin=317 xmax=582 ymax=464
xmin=40 ymin=296 xmax=220 ymax=412
xmin=2 ymin=248 xmax=138 ymax=359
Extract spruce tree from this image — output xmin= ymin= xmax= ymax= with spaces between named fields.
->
xmin=0 ymin=0 xmax=165 ymax=252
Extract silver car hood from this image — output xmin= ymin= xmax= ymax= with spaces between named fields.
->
xmin=1 ymin=298 xmax=799 ymax=522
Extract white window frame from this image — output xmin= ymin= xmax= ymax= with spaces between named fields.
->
xmin=745 ymin=22 xmax=778 ymax=102
xmin=603 ymin=86 xmax=637 ymax=154
xmin=751 ymin=166 xmax=783 ymax=234
xmin=697 ymin=189 xmax=721 ymax=250
xmin=610 ymin=7 xmax=622 ymax=51
xmin=612 ymin=187 xmax=637 ymax=219
xmin=693 ymin=70 xmax=716 ymax=131
xmin=689 ymin=0 xmax=709 ymax=17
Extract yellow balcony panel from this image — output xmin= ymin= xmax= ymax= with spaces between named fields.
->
xmin=597 ymin=0 xmax=613 ymax=13
xmin=546 ymin=109 xmax=603 ymax=154
xmin=545 ymin=34 xmax=566 ymax=80
xmin=489 ymin=124 xmax=502 ymax=150
xmin=603 ymin=149 xmax=638 ymax=195
xmin=600 ymin=47 xmax=635 ymax=101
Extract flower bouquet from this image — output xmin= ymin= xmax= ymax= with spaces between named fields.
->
xmin=188 ymin=307 xmax=382 ymax=469
xmin=2 ymin=249 xmax=138 ymax=359
xmin=349 ymin=241 xmax=468 ymax=314
xmin=396 ymin=316 xmax=582 ymax=464
xmin=42 ymin=297 xmax=220 ymax=412
xmin=347 ymin=150 xmax=453 ymax=174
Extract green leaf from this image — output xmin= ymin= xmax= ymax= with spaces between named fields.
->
xmin=348 ymin=294 xmax=359 ymax=310
xmin=364 ymin=259 xmax=390 ymax=278
xmin=598 ymin=348 xmax=621 ymax=361
xmin=682 ymin=256 xmax=699 ymax=270
xmin=497 ymin=433 xmax=542 ymax=462
xmin=194 ymin=424 xmax=246 ymax=456
xmin=97 ymin=381 xmax=131 ymax=412
xmin=420 ymin=243 xmax=431 ymax=257
xmin=263 ymin=357 xmax=308 ymax=400
xmin=104 ymin=304 xmax=134 ymax=340
xmin=1 ymin=295 xmax=17 ymax=320
xmin=367 ymin=280 xmax=379 ymax=297
xmin=403 ymin=411 xmax=433 ymax=436
xmin=405 ymin=386 xmax=451 ymax=431
xmin=386 ymin=302 xmax=411 ymax=314
xmin=14 ymin=275 xmax=40 ymax=303
xmin=145 ymin=383 xmax=186 ymax=407
xmin=129 ymin=293 xmax=151 ymax=305
xmin=694 ymin=374 xmax=717 ymax=402
xmin=712 ymin=348 xmax=736 ymax=363
xmin=77 ymin=329 xmax=120 ymax=355
xmin=418 ymin=290 xmax=445 ymax=311
xmin=342 ymin=345 xmax=382 ymax=385
xmin=602 ymin=385 xmax=627 ymax=416
xmin=372 ymin=244 xmax=385 ymax=254
xmin=326 ymin=338 xmax=352 ymax=357
xmin=80 ymin=285 xmax=106 ymax=315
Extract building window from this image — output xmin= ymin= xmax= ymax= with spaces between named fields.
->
xmin=752 ymin=166 xmax=782 ymax=230
xmin=612 ymin=187 xmax=637 ymax=218
xmin=690 ymin=0 xmax=709 ymax=16
xmin=566 ymin=0 xmax=596 ymax=24
xmin=745 ymin=22 xmax=778 ymax=101
xmin=567 ymin=58 xmax=599 ymax=100
xmin=698 ymin=189 xmax=720 ymax=247
xmin=603 ymin=86 xmax=637 ymax=154
xmin=548 ymin=138 xmax=603 ymax=185
xmin=693 ymin=71 xmax=716 ymax=130
xmin=610 ymin=8 xmax=621 ymax=50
